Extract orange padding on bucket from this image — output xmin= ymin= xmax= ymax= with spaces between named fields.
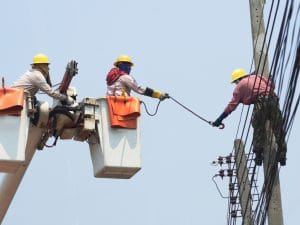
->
xmin=0 ymin=87 xmax=24 ymax=116
xmin=107 ymin=96 xmax=141 ymax=129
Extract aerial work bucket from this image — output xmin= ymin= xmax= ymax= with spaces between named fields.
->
xmin=0 ymin=88 xmax=30 ymax=173
xmin=89 ymin=97 xmax=141 ymax=179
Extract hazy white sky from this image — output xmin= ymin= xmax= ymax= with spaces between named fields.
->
xmin=0 ymin=1 xmax=299 ymax=225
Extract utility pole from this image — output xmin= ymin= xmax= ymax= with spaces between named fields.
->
xmin=248 ymin=0 xmax=284 ymax=225
xmin=234 ymin=139 xmax=253 ymax=225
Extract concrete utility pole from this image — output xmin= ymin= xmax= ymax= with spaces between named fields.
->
xmin=234 ymin=139 xmax=253 ymax=225
xmin=248 ymin=0 xmax=284 ymax=225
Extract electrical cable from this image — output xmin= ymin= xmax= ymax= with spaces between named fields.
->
xmin=140 ymin=100 xmax=162 ymax=116
xmin=226 ymin=0 xmax=300 ymax=224
xmin=212 ymin=175 xmax=229 ymax=199
xmin=252 ymin=1 xmax=299 ymax=224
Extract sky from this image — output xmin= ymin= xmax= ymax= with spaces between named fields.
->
xmin=0 ymin=1 xmax=299 ymax=225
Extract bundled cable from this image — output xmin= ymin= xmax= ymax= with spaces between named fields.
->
xmin=226 ymin=1 xmax=300 ymax=224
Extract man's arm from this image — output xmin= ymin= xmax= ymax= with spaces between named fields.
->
xmin=212 ymin=87 xmax=241 ymax=127
xmin=33 ymin=71 xmax=67 ymax=101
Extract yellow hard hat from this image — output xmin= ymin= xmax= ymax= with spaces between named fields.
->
xmin=32 ymin=53 xmax=50 ymax=64
xmin=113 ymin=55 xmax=134 ymax=66
xmin=231 ymin=68 xmax=247 ymax=83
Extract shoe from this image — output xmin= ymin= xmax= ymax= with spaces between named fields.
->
xmin=255 ymin=153 xmax=263 ymax=166
xmin=278 ymin=142 xmax=287 ymax=166
xmin=279 ymin=157 xmax=286 ymax=166
xmin=278 ymin=151 xmax=287 ymax=166
xmin=253 ymin=147 xmax=264 ymax=154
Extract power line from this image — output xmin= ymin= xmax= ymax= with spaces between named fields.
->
xmin=223 ymin=0 xmax=300 ymax=224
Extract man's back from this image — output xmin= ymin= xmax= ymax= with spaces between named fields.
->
xmin=12 ymin=69 xmax=45 ymax=96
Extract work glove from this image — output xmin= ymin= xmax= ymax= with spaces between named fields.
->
xmin=212 ymin=118 xmax=223 ymax=127
xmin=66 ymin=96 xmax=75 ymax=105
xmin=159 ymin=92 xmax=170 ymax=101
xmin=211 ymin=112 xmax=228 ymax=127
xmin=144 ymin=87 xmax=170 ymax=101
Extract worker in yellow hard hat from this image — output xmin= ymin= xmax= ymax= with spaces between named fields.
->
xmin=106 ymin=54 xmax=169 ymax=100
xmin=12 ymin=53 xmax=73 ymax=105
xmin=212 ymin=68 xmax=287 ymax=166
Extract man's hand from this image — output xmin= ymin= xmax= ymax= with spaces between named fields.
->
xmin=212 ymin=118 xmax=223 ymax=127
xmin=211 ymin=112 xmax=228 ymax=127
xmin=159 ymin=92 xmax=170 ymax=101
xmin=145 ymin=87 xmax=170 ymax=101
xmin=66 ymin=96 xmax=75 ymax=105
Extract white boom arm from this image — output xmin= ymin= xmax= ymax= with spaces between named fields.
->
xmin=0 ymin=125 xmax=44 ymax=224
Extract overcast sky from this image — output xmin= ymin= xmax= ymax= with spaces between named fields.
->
xmin=0 ymin=1 xmax=299 ymax=225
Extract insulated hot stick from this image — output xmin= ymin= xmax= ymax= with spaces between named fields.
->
xmin=59 ymin=60 xmax=78 ymax=94
xmin=169 ymin=96 xmax=225 ymax=129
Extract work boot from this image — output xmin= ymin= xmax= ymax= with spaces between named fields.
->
xmin=253 ymin=146 xmax=263 ymax=154
xmin=255 ymin=153 xmax=263 ymax=166
xmin=254 ymin=154 xmax=263 ymax=166
xmin=279 ymin=155 xmax=286 ymax=166
xmin=278 ymin=151 xmax=287 ymax=166
xmin=278 ymin=142 xmax=287 ymax=166
xmin=253 ymin=146 xmax=264 ymax=166
xmin=278 ymin=141 xmax=287 ymax=166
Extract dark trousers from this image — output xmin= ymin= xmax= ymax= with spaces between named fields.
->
xmin=252 ymin=95 xmax=286 ymax=156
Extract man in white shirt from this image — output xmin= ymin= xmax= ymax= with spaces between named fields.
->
xmin=12 ymin=53 xmax=73 ymax=104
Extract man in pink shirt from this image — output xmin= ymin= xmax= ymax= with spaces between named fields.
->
xmin=212 ymin=69 xmax=286 ymax=166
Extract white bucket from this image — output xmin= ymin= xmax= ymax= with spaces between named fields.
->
xmin=89 ymin=97 xmax=141 ymax=179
